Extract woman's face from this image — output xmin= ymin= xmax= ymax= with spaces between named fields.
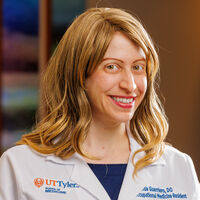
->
xmin=85 ymin=32 xmax=147 ymax=125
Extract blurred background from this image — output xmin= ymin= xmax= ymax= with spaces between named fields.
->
xmin=0 ymin=0 xmax=199 ymax=178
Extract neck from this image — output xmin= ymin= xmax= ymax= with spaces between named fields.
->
xmin=83 ymin=119 xmax=130 ymax=163
xmin=87 ymin=120 xmax=126 ymax=144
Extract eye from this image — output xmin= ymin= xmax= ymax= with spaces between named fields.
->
xmin=133 ymin=65 xmax=144 ymax=71
xmin=105 ymin=64 xmax=119 ymax=72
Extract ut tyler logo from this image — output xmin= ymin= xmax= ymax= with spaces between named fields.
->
xmin=34 ymin=178 xmax=44 ymax=188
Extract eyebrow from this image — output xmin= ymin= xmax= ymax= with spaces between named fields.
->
xmin=101 ymin=57 xmax=146 ymax=64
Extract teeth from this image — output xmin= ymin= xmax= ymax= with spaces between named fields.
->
xmin=112 ymin=96 xmax=134 ymax=104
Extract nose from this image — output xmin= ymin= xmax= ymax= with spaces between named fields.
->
xmin=119 ymin=70 xmax=136 ymax=93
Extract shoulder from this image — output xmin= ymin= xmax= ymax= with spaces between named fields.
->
xmin=162 ymin=144 xmax=196 ymax=169
xmin=162 ymin=144 xmax=199 ymax=188
xmin=2 ymin=144 xmax=34 ymax=156
xmin=0 ymin=145 xmax=51 ymax=183
xmin=0 ymin=145 xmax=47 ymax=167
xmin=2 ymin=144 xmax=42 ymax=157
xmin=163 ymin=144 xmax=189 ymax=161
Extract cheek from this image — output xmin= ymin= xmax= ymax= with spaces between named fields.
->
xmin=136 ymin=76 xmax=147 ymax=96
xmin=92 ymin=74 xmax=117 ymax=94
xmin=101 ymin=75 xmax=117 ymax=91
xmin=85 ymin=72 xmax=116 ymax=103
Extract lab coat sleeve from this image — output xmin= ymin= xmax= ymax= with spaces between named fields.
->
xmin=185 ymin=154 xmax=200 ymax=199
xmin=0 ymin=151 xmax=24 ymax=200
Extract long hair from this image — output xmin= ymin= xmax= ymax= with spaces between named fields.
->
xmin=17 ymin=8 xmax=168 ymax=176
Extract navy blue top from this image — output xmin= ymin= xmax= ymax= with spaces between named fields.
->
xmin=88 ymin=163 xmax=127 ymax=200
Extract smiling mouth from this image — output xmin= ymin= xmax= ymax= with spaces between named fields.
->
xmin=110 ymin=95 xmax=135 ymax=109
xmin=110 ymin=96 xmax=135 ymax=104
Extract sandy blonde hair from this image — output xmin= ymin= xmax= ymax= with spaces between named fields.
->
xmin=18 ymin=8 xmax=168 ymax=176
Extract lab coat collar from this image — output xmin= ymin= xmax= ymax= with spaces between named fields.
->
xmin=45 ymin=132 xmax=166 ymax=166
xmin=45 ymin=132 xmax=166 ymax=200
xmin=70 ymin=155 xmax=111 ymax=200
xmin=127 ymin=128 xmax=166 ymax=166
xmin=46 ymin=152 xmax=110 ymax=200
xmin=45 ymin=152 xmax=80 ymax=165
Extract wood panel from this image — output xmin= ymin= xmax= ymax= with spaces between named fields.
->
xmin=38 ymin=0 xmax=52 ymax=118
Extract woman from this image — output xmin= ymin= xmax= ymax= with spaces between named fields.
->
xmin=0 ymin=8 xmax=199 ymax=200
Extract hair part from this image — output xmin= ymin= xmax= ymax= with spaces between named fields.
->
xmin=17 ymin=7 xmax=168 ymax=177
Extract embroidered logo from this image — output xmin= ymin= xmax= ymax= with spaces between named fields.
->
xmin=34 ymin=178 xmax=44 ymax=188
xmin=33 ymin=178 xmax=79 ymax=194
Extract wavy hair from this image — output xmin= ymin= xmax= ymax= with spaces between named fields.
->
xmin=17 ymin=8 xmax=168 ymax=176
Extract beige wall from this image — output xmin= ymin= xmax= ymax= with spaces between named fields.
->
xmin=87 ymin=0 xmax=200 ymax=178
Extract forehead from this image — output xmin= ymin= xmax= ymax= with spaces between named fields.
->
xmin=103 ymin=32 xmax=146 ymax=61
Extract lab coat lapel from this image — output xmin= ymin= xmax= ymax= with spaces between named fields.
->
xmin=69 ymin=153 xmax=111 ymax=200
xmin=117 ymin=141 xmax=137 ymax=200
xmin=46 ymin=153 xmax=110 ymax=200
xmin=118 ymin=133 xmax=166 ymax=200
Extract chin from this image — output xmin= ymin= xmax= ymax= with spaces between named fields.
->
xmin=110 ymin=113 xmax=134 ymax=124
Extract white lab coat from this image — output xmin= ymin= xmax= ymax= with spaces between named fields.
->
xmin=0 ymin=134 xmax=199 ymax=200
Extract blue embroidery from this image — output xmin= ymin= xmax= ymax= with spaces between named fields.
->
xmin=137 ymin=186 xmax=187 ymax=199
